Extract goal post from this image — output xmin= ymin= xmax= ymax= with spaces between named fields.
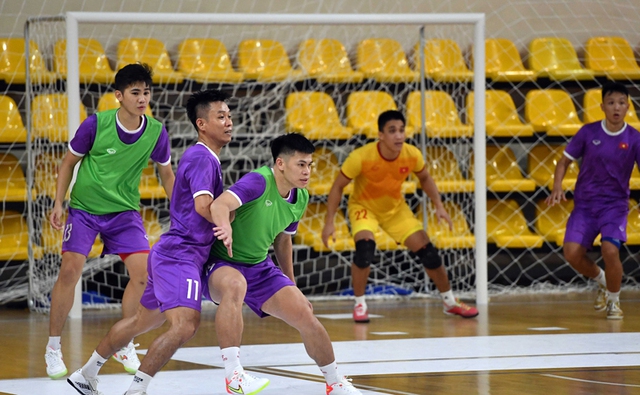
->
xmin=25 ymin=12 xmax=488 ymax=316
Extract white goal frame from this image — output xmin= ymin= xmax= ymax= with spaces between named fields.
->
xmin=59 ymin=12 xmax=487 ymax=317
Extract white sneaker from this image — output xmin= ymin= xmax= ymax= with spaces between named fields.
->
xmin=45 ymin=347 xmax=68 ymax=379
xmin=67 ymin=369 xmax=103 ymax=395
xmin=226 ymin=370 xmax=270 ymax=395
xmin=113 ymin=342 xmax=141 ymax=374
xmin=326 ymin=376 xmax=362 ymax=394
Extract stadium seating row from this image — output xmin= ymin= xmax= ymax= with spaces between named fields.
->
xmin=295 ymin=199 xmax=640 ymax=252
xmin=2 ymin=36 xmax=640 ymax=85
xmin=3 ymin=87 xmax=636 ymax=144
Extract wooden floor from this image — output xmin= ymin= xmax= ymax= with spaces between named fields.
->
xmin=1 ymin=292 xmax=640 ymax=394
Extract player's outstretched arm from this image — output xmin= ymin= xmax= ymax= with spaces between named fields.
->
xmin=274 ymin=232 xmax=295 ymax=282
xmin=210 ymin=191 xmax=241 ymax=257
xmin=416 ymin=167 xmax=453 ymax=230
xmin=545 ymin=155 xmax=571 ymax=207
xmin=49 ymin=151 xmax=82 ymax=230
xmin=322 ymin=172 xmax=351 ymax=248
xmin=157 ymin=162 xmax=175 ymax=201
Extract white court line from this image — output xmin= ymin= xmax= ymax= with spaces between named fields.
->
xmin=370 ymin=331 xmax=409 ymax=335
xmin=315 ymin=313 xmax=384 ymax=320
xmin=541 ymin=373 xmax=640 ymax=388
xmin=528 ymin=327 xmax=568 ymax=331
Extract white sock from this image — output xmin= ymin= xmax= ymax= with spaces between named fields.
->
xmin=47 ymin=336 xmax=61 ymax=351
xmin=82 ymin=351 xmax=109 ymax=378
xmin=594 ymin=269 xmax=607 ymax=288
xmin=354 ymin=295 xmax=366 ymax=308
xmin=221 ymin=347 xmax=243 ymax=379
xmin=319 ymin=361 xmax=340 ymax=386
xmin=608 ymin=291 xmax=620 ymax=303
xmin=440 ymin=290 xmax=456 ymax=306
xmin=126 ymin=370 xmax=152 ymax=394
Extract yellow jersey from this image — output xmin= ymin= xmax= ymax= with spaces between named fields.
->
xmin=341 ymin=142 xmax=425 ymax=214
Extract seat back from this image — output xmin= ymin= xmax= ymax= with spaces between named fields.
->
xmin=0 ymin=153 xmax=27 ymax=201
xmin=356 ymin=38 xmax=412 ymax=75
xmin=585 ymin=36 xmax=640 ymax=71
xmin=53 ymin=38 xmax=114 ymax=78
xmin=0 ymin=95 xmax=27 ymax=143
xmin=346 ymin=91 xmax=397 ymax=132
xmin=237 ymin=39 xmax=294 ymax=75
xmin=296 ymin=202 xmax=351 ymax=244
xmin=34 ymin=152 xmax=65 ymax=199
xmin=0 ymin=38 xmax=54 ymax=83
xmin=487 ymin=199 xmax=531 ymax=236
xmin=297 ymin=38 xmax=355 ymax=75
xmin=485 ymin=38 xmax=529 ymax=74
xmin=535 ymin=198 xmax=574 ymax=241
xmin=31 ymin=93 xmax=88 ymax=142
xmin=285 ymin=91 xmax=342 ymax=131
xmin=0 ymin=211 xmax=30 ymax=259
xmin=417 ymin=201 xmax=472 ymax=238
xmin=425 ymin=146 xmax=465 ymax=183
xmin=525 ymin=89 xmax=581 ymax=128
xmin=117 ymin=38 xmax=180 ymax=81
xmin=414 ymin=39 xmax=470 ymax=74
xmin=582 ymin=88 xmax=640 ymax=124
xmin=97 ymin=92 xmax=153 ymax=117
xmin=178 ymin=38 xmax=235 ymax=75
xmin=406 ymin=90 xmax=465 ymax=130
xmin=467 ymin=90 xmax=522 ymax=127
xmin=528 ymin=37 xmax=584 ymax=72
xmin=485 ymin=145 xmax=526 ymax=183
xmin=528 ymin=144 xmax=580 ymax=186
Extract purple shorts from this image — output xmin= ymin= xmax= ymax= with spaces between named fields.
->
xmin=61 ymin=208 xmax=150 ymax=257
xmin=202 ymin=256 xmax=294 ymax=318
xmin=140 ymin=249 xmax=204 ymax=313
xmin=564 ymin=204 xmax=628 ymax=249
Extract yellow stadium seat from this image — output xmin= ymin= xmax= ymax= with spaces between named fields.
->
xmin=0 ymin=95 xmax=27 ymax=143
xmin=582 ymin=88 xmax=640 ymax=129
xmin=141 ymin=206 xmax=163 ymax=247
xmin=528 ymin=144 xmax=579 ymax=190
xmin=630 ymin=165 xmax=640 ymax=190
xmin=483 ymin=38 xmax=536 ymax=82
xmin=139 ymin=161 xmax=167 ymax=200
xmin=0 ymin=211 xmax=42 ymax=261
xmin=308 ymin=147 xmax=352 ymax=196
xmin=356 ymin=38 xmax=419 ymax=83
xmin=525 ymin=89 xmax=583 ymax=136
xmin=346 ymin=91 xmax=416 ymax=139
xmin=0 ymin=153 xmax=28 ymax=202
xmin=528 ymin=37 xmax=595 ymax=81
xmin=41 ymin=212 xmax=101 ymax=258
xmin=237 ymin=39 xmax=304 ymax=83
xmin=53 ymin=38 xmax=115 ymax=84
xmin=31 ymin=93 xmax=88 ymax=142
xmin=295 ymin=202 xmax=354 ymax=252
xmin=535 ymin=198 xmax=574 ymax=245
xmin=469 ymin=146 xmax=536 ymax=193
xmin=413 ymin=39 xmax=473 ymax=82
xmin=0 ymin=38 xmax=58 ymax=84
xmin=117 ymin=38 xmax=184 ymax=84
xmin=585 ymin=36 xmax=640 ymax=80
xmin=285 ymin=92 xmax=353 ymax=140
xmin=406 ymin=91 xmax=473 ymax=138
xmin=97 ymin=92 xmax=153 ymax=117
xmin=416 ymin=201 xmax=475 ymax=249
xmin=425 ymin=146 xmax=474 ymax=193
xmin=177 ymin=38 xmax=244 ymax=84
xmin=466 ymin=90 xmax=535 ymax=137
xmin=627 ymin=199 xmax=640 ymax=245
xmin=297 ymin=39 xmax=364 ymax=83
xmin=487 ymin=199 xmax=544 ymax=248
xmin=34 ymin=152 xmax=68 ymax=200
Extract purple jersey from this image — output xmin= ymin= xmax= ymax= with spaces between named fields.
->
xmin=153 ymin=143 xmax=223 ymax=263
xmin=227 ymin=170 xmax=299 ymax=234
xmin=564 ymin=121 xmax=640 ymax=207
xmin=69 ymin=113 xmax=171 ymax=165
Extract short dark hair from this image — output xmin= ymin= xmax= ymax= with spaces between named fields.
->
xmin=602 ymin=82 xmax=629 ymax=100
xmin=271 ymin=133 xmax=315 ymax=162
xmin=378 ymin=110 xmax=405 ymax=132
xmin=186 ymin=89 xmax=230 ymax=131
xmin=114 ymin=63 xmax=153 ymax=92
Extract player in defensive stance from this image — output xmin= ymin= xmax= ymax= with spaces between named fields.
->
xmin=204 ymin=133 xmax=362 ymax=395
xmin=546 ymin=82 xmax=640 ymax=320
xmin=46 ymin=63 xmax=174 ymax=379
xmin=322 ymin=110 xmax=478 ymax=323
xmin=67 ymin=89 xmax=232 ymax=395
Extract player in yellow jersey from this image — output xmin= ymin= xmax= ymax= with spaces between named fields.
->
xmin=322 ymin=110 xmax=478 ymax=322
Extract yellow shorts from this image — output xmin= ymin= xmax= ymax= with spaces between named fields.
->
xmin=348 ymin=202 xmax=424 ymax=246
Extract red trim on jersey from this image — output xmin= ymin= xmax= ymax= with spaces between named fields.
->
xmin=119 ymin=251 xmax=150 ymax=262
xmin=340 ymin=170 xmax=352 ymax=181
xmin=376 ymin=142 xmax=401 ymax=162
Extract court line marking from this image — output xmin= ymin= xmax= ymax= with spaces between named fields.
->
xmin=528 ymin=327 xmax=568 ymax=331
xmin=541 ymin=373 xmax=640 ymax=388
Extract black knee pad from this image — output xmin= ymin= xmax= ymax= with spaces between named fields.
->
xmin=416 ymin=243 xmax=441 ymax=270
xmin=354 ymin=239 xmax=376 ymax=269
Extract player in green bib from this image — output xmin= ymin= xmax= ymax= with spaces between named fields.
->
xmin=45 ymin=63 xmax=175 ymax=380
xmin=202 ymin=133 xmax=362 ymax=395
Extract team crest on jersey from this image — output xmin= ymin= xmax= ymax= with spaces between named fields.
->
xmin=265 ymin=200 xmax=273 ymax=207
xmin=619 ymin=142 xmax=629 ymax=150
xmin=107 ymin=148 xmax=117 ymax=154
xmin=399 ymin=167 xmax=409 ymax=174
xmin=592 ymin=140 xmax=601 ymax=146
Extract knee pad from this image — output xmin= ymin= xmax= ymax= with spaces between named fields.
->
xmin=354 ymin=239 xmax=376 ymax=269
xmin=416 ymin=243 xmax=441 ymax=270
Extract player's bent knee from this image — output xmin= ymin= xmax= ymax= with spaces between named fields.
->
xmin=416 ymin=243 xmax=441 ymax=270
xmin=354 ymin=239 xmax=376 ymax=269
